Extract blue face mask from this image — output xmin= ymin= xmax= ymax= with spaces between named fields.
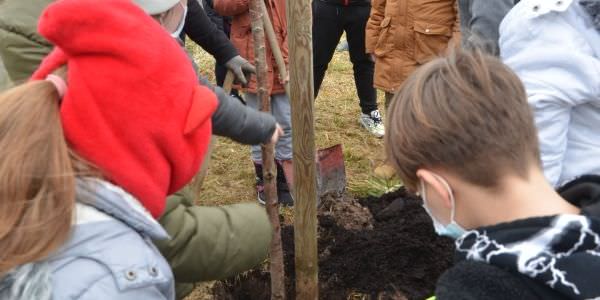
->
xmin=419 ymin=175 xmax=466 ymax=239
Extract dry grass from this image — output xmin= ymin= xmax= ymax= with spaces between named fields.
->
xmin=187 ymin=42 xmax=390 ymax=208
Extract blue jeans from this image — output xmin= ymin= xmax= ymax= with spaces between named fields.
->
xmin=244 ymin=93 xmax=293 ymax=162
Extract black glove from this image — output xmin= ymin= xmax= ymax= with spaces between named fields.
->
xmin=224 ymin=55 xmax=256 ymax=86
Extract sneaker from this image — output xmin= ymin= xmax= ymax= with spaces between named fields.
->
xmin=254 ymin=163 xmax=266 ymax=205
xmin=276 ymin=161 xmax=294 ymax=207
xmin=359 ymin=110 xmax=385 ymax=138
xmin=255 ymin=161 xmax=294 ymax=206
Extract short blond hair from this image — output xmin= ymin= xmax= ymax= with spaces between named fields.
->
xmin=385 ymin=49 xmax=540 ymax=191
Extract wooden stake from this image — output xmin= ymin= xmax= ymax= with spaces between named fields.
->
xmin=260 ymin=0 xmax=289 ymax=97
xmin=249 ymin=1 xmax=286 ymax=299
xmin=222 ymin=70 xmax=235 ymax=94
xmin=287 ymin=0 xmax=319 ymax=298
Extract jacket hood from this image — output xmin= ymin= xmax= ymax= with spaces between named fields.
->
xmin=74 ymin=178 xmax=169 ymax=240
xmin=455 ymin=175 xmax=600 ymax=299
xmin=0 ymin=178 xmax=169 ymax=300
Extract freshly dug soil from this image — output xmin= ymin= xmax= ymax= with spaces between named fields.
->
xmin=214 ymin=189 xmax=454 ymax=299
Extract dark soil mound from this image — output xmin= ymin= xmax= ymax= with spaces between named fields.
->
xmin=214 ymin=189 xmax=454 ymax=300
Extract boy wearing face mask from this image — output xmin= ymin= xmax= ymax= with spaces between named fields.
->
xmin=386 ymin=49 xmax=600 ymax=299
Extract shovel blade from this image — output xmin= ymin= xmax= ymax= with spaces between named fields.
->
xmin=316 ymin=144 xmax=346 ymax=197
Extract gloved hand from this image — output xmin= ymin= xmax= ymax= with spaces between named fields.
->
xmin=225 ymin=55 xmax=256 ymax=86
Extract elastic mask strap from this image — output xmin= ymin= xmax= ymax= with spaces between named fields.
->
xmin=431 ymin=173 xmax=457 ymax=221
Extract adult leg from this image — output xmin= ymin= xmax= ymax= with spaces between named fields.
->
xmin=345 ymin=5 xmax=377 ymax=114
xmin=313 ymin=0 xmax=345 ymax=98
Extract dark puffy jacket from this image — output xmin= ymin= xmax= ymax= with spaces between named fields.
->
xmin=184 ymin=0 xmax=238 ymax=64
xmin=457 ymin=0 xmax=518 ymax=55
xmin=202 ymin=0 xmax=231 ymax=33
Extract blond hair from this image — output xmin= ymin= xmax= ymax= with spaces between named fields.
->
xmin=0 ymin=81 xmax=93 ymax=275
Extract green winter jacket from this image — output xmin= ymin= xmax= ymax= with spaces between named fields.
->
xmin=0 ymin=1 xmax=273 ymax=298
xmin=160 ymin=188 xmax=272 ymax=298
xmin=0 ymin=57 xmax=10 ymax=91
xmin=0 ymin=0 xmax=52 ymax=84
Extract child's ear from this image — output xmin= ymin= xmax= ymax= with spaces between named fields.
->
xmin=416 ymin=169 xmax=452 ymax=209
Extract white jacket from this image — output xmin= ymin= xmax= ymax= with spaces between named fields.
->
xmin=499 ymin=0 xmax=600 ymax=187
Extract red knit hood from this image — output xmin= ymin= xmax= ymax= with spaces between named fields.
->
xmin=32 ymin=0 xmax=217 ymax=218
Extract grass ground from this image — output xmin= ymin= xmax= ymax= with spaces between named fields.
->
xmin=187 ymin=41 xmax=395 ymax=207
xmin=185 ymin=41 xmax=399 ymax=299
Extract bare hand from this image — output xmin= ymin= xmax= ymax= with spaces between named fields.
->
xmin=270 ymin=124 xmax=284 ymax=145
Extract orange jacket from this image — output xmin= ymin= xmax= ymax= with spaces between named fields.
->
xmin=214 ymin=0 xmax=288 ymax=95
xmin=366 ymin=0 xmax=460 ymax=93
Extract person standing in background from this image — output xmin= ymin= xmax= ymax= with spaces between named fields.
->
xmin=367 ymin=0 xmax=460 ymax=179
xmin=201 ymin=0 xmax=243 ymax=101
xmin=214 ymin=0 xmax=295 ymax=206
xmin=313 ymin=0 xmax=385 ymax=138
xmin=458 ymin=0 xmax=518 ymax=55
xmin=499 ymin=0 xmax=600 ymax=187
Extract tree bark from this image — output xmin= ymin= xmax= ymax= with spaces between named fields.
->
xmin=287 ymin=0 xmax=319 ymax=299
xmin=249 ymin=1 xmax=286 ymax=300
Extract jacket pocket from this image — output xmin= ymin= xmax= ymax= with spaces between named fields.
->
xmin=374 ymin=16 xmax=393 ymax=57
xmin=413 ymin=20 xmax=452 ymax=64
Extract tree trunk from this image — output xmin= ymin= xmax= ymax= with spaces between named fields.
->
xmin=249 ymin=1 xmax=286 ymax=300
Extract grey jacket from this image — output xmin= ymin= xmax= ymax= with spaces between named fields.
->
xmin=198 ymin=75 xmax=276 ymax=145
xmin=0 ymin=178 xmax=174 ymax=300
xmin=184 ymin=46 xmax=277 ymax=146
xmin=458 ymin=0 xmax=518 ymax=55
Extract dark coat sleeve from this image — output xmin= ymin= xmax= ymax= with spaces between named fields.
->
xmin=197 ymin=75 xmax=277 ymax=145
xmin=460 ymin=0 xmax=515 ymax=55
xmin=201 ymin=0 xmax=225 ymax=32
xmin=184 ymin=0 xmax=238 ymax=64
xmin=185 ymin=47 xmax=276 ymax=145
xmin=435 ymin=260 xmax=561 ymax=300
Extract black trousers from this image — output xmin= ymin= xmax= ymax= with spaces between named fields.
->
xmin=313 ymin=0 xmax=377 ymax=114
